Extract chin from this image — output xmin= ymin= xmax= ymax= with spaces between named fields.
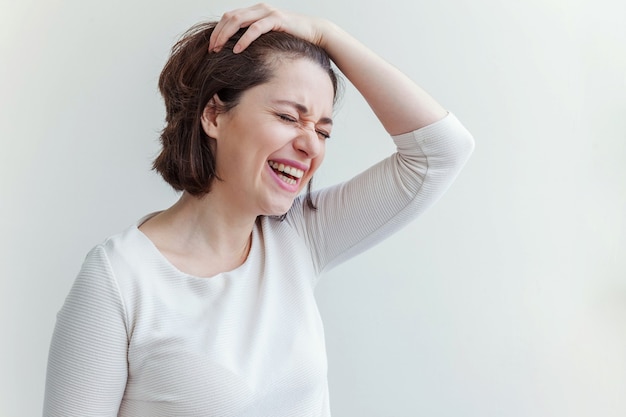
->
xmin=266 ymin=206 xmax=292 ymax=217
xmin=261 ymin=199 xmax=296 ymax=217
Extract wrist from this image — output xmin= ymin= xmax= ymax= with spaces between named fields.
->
xmin=313 ymin=19 xmax=341 ymax=50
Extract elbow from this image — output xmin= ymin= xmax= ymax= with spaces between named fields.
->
xmin=452 ymin=128 xmax=475 ymax=169
xmin=433 ymin=120 xmax=474 ymax=175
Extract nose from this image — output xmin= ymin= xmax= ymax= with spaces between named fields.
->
xmin=293 ymin=123 xmax=322 ymax=158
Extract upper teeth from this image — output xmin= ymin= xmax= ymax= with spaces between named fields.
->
xmin=269 ymin=161 xmax=304 ymax=179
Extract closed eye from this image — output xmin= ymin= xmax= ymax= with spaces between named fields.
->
xmin=277 ymin=113 xmax=330 ymax=139
xmin=316 ymin=130 xmax=331 ymax=139
xmin=277 ymin=113 xmax=297 ymax=123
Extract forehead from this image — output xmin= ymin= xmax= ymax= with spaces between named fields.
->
xmin=249 ymin=58 xmax=335 ymax=116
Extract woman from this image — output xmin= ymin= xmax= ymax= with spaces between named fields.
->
xmin=43 ymin=4 xmax=474 ymax=416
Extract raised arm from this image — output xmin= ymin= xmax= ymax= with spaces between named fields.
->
xmin=211 ymin=4 xmax=474 ymax=273
xmin=209 ymin=3 xmax=447 ymax=135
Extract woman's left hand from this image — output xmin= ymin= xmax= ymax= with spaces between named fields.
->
xmin=209 ymin=3 xmax=328 ymax=54
xmin=210 ymin=2 xmax=448 ymax=134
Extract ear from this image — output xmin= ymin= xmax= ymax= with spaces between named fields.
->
xmin=200 ymin=94 xmax=225 ymax=139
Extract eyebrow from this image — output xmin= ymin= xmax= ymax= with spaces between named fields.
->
xmin=272 ymin=100 xmax=333 ymax=125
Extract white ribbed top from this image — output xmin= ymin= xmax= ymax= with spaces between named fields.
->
xmin=43 ymin=113 xmax=474 ymax=416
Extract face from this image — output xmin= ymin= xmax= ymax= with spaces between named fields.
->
xmin=202 ymin=57 xmax=335 ymax=217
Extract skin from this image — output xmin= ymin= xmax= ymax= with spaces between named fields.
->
xmin=139 ymin=58 xmax=333 ymax=278
xmin=202 ymin=58 xmax=334 ymax=219
xmin=209 ymin=3 xmax=448 ymax=134
xmin=140 ymin=3 xmax=448 ymax=278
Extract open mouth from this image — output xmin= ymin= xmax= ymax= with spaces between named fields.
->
xmin=268 ymin=161 xmax=304 ymax=186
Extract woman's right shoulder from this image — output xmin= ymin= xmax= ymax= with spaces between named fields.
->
xmin=80 ymin=218 xmax=162 ymax=286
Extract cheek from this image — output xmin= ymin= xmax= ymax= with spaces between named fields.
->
xmin=314 ymin=144 xmax=327 ymax=171
xmin=306 ymin=148 xmax=326 ymax=180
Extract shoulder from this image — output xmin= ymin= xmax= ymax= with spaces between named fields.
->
xmin=257 ymin=210 xmax=317 ymax=256
xmin=78 ymin=217 xmax=166 ymax=297
xmin=91 ymin=223 xmax=146 ymax=272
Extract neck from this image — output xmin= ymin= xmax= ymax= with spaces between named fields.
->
xmin=168 ymin=191 xmax=256 ymax=254
xmin=139 ymin=191 xmax=256 ymax=277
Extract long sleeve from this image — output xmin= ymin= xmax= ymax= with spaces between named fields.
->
xmin=43 ymin=245 xmax=129 ymax=416
xmin=41 ymin=112 xmax=473 ymax=416
xmin=286 ymin=112 xmax=474 ymax=274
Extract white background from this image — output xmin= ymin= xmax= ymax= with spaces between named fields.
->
xmin=1 ymin=0 xmax=625 ymax=416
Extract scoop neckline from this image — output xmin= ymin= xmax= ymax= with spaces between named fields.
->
xmin=133 ymin=212 xmax=257 ymax=281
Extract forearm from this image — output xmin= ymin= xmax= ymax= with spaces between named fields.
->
xmin=317 ymin=20 xmax=447 ymax=135
xmin=209 ymin=4 xmax=448 ymax=135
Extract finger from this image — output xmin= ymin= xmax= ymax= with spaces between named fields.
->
xmin=210 ymin=8 xmax=248 ymax=52
xmin=232 ymin=17 xmax=282 ymax=53
xmin=209 ymin=4 xmax=275 ymax=52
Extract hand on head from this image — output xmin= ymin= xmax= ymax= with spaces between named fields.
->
xmin=209 ymin=3 xmax=328 ymax=54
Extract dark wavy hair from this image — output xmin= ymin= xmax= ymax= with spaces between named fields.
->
xmin=153 ymin=21 xmax=341 ymax=208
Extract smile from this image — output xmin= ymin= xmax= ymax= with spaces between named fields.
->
xmin=268 ymin=161 xmax=304 ymax=185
